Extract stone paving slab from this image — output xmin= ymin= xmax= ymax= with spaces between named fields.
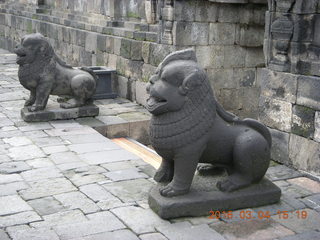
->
xmin=0 ymin=49 xmax=319 ymax=240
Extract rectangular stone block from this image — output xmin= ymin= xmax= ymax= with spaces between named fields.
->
xmin=173 ymin=22 xmax=209 ymax=46
xmin=85 ymin=32 xmax=97 ymax=53
xmin=224 ymin=45 xmax=246 ymax=68
xmin=259 ymin=97 xmax=292 ymax=132
xmin=237 ymin=25 xmax=264 ymax=47
xmin=270 ymin=128 xmax=290 ymax=165
xmin=289 ymin=134 xmax=320 ymax=174
xmin=315 ymin=111 xmax=320 ymax=142
xmin=195 ymin=1 xmax=218 ymax=22
xmin=97 ymin=34 xmax=106 ymax=52
xmin=292 ymin=105 xmax=315 ymax=138
xmin=297 ymin=75 xmax=320 ymax=111
xmin=196 ymin=46 xmax=224 ymax=69
xmin=174 ymin=0 xmax=195 ymax=21
xmin=245 ymin=47 xmax=264 ymax=68
xmin=209 ymin=23 xmax=236 ymax=45
xmin=120 ymin=38 xmax=131 ymax=59
xmin=130 ymin=39 xmax=142 ymax=60
xmin=259 ymin=68 xmax=297 ymax=103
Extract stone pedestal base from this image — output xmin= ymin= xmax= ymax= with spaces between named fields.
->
xmin=21 ymin=104 xmax=99 ymax=122
xmin=148 ymin=174 xmax=281 ymax=219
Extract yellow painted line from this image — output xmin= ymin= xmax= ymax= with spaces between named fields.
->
xmin=112 ymin=138 xmax=161 ymax=169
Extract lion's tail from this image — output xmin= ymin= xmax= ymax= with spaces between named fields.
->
xmin=243 ymin=118 xmax=272 ymax=148
xmin=215 ymin=101 xmax=272 ymax=147
xmin=80 ymin=67 xmax=98 ymax=83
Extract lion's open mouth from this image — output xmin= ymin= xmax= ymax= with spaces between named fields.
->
xmin=16 ymin=53 xmax=27 ymax=63
xmin=146 ymin=96 xmax=167 ymax=111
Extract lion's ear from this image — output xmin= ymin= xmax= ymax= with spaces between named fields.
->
xmin=179 ymin=70 xmax=201 ymax=95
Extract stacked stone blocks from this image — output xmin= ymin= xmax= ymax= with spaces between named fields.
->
xmin=0 ymin=0 xmax=268 ymax=118
xmin=260 ymin=0 xmax=320 ymax=174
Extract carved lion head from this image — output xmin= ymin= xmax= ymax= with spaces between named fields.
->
xmin=14 ymin=33 xmax=53 ymax=66
xmin=146 ymin=49 xmax=207 ymax=116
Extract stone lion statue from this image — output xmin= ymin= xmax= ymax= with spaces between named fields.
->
xmin=146 ymin=49 xmax=272 ymax=197
xmin=14 ymin=33 xmax=96 ymax=112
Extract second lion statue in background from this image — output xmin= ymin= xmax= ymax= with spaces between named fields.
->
xmin=14 ymin=33 xmax=97 ymax=112
xmin=146 ymin=49 xmax=272 ymax=197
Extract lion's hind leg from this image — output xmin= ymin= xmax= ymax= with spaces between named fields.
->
xmin=217 ymin=130 xmax=270 ymax=192
xmin=60 ymin=74 xmax=95 ymax=109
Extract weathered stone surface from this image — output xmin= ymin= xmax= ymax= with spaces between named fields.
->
xmin=292 ymin=105 xmax=315 ymax=138
xmin=259 ymin=69 xmax=297 ymax=103
xmin=270 ymin=129 xmax=290 ymax=165
xmin=111 ymin=206 xmax=170 ymax=234
xmin=0 ymin=211 xmax=41 ymax=227
xmin=278 ymin=231 xmax=320 ymax=240
xmin=53 ymin=211 xmax=125 ymax=240
xmin=21 ymin=167 xmax=62 ymax=181
xmin=9 ymin=228 xmax=60 ymax=240
xmin=297 ymin=76 xmax=320 ymax=111
xmin=0 ymin=230 xmax=9 ymax=240
xmin=50 ymin=151 xmax=81 ymax=164
xmin=173 ymin=22 xmax=209 ymax=46
xmin=20 ymin=178 xmax=77 ymax=200
xmin=8 ymin=145 xmax=46 ymax=161
xmin=30 ymin=210 xmax=87 ymax=228
xmin=55 ymin=191 xmax=100 ymax=214
xmin=79 ymin=149 xmax=140 ymax=165
xmin=0 ymin=195 xmax=32 ymax=216
xmin=149 ymin=176 xmax=281 ymax=219
xmin=68 ymin=141 xmax=120 ymax=154
xmin=104 ymin=168 xmax=148 ymax=182
xmin=21 ymin=104 xmax=99 ymax=122
xmin=211 ymin=219 xmax=294 ymax=240
xmin=80 ymin=183 xmax=117 ymax=202
xmin=287 ymin=177 xmax=320 ymax=194
xmin=195 ymin=1 xmax=218 ymax=22
xmin=209 ymin=23 xmax=236 ymax=45
xmin=238 ymin=25 xmax=264 ymax=47
xmin=266 ymin=165 xmax=303 ymax=181
xmin=3 ymin=136 xmax=32 ymax=146
xmin=0 ymin=173 xmax=23 ymax=184
xmin=301 ymin=194 xmax=320 ymax=211
xmin=42 ymin=145 xmax=68 ymax=154
xmin=0 ymin=181 xmax=29 ymax=197
xmin=71 ymin=230 xmax=140 ymax=240
xmin=314 ymin=111 xmax=320 ymax=142
xmin=27 ymin=197 xmax=65 ymax=216
xmin=196 ymin=46 xmax=224 ymax=69
xmin=289 ymin=134 xmax=320 ymax=173
xmin=157 ymin=222 xmax=225 ymax=240
xmin=259 ymin=97 xmax=292 ymax=132
xmin=224 ymin=45 xmax=246 ymax=68
xmin=103 ymin=179 xmax=153 ymax=202
xmin=0 ymin=161 xmax=30 ymax=174
xmin=271 ymin=208 xmax=320 ymax=233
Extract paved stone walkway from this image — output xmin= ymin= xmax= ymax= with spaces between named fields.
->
xmin=0 ymin=49 xmax=319 ymax=240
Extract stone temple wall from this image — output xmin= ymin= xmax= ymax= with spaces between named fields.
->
xmin=259 ymin=0 xmax=320 ymax=174
xmin=0 ymin=0 xmax=267 ymax=119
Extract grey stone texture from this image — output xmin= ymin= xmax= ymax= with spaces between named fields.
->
xmin=0 ymin=0 xmax=266 ymax=119
xmin=260 ymin=1 xmax=320 ymax=173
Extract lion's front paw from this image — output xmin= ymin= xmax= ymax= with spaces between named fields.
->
xmin=27 ymin=105 xmax=44 ymax=112
xmin=154 ymin=167 xmax=173 ymax=183
xmin=159 ymin=184 xmax=189 ymax=197
xmin=24 ymin=99 xmax=34 ymax=107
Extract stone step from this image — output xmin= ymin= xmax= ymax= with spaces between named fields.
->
xmin=1 ymin=5 xmax=158 ymax=42
xmin=75 ymin=98 xmax=151 ymax=146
